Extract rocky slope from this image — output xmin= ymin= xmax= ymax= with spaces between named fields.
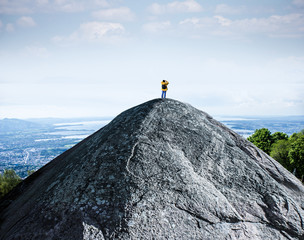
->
xmin=1 ymin=98 xmax=304 ymax=240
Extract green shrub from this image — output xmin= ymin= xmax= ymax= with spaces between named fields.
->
xmin=0 ymin=169 xmax=22 ymax=198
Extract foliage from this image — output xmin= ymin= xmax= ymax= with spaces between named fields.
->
xmin=27 ymin=170 xmax=35 ymax=176
xmin=272 ymin=132 xmax=288 ymax=142
xmin=289 ymin=130 xmax=304 ymax=142
xmin=248 ymin=129 xmax=304 ymax=181
xmin=270 ymin=140 xmax=291 ymax=171
xmin=0 ymin=169 xmax=37 ymax=199
xmin=0 ymin=169 xmax=22 ymax=198
xmin=247 ymin=128 xmax=273 ymax=154
xmin=288 ymin=135 xmax=304 ymax=179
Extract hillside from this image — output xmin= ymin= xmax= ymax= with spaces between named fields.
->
xmin=0 ymin=118 xmax=45 ymax=133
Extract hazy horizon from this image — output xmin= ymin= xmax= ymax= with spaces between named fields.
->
xmin=1 ymin=110 xmax=304 ymax=121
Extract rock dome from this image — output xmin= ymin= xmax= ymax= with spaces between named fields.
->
xmin=1 ymin=99 xmax=303 ymax=239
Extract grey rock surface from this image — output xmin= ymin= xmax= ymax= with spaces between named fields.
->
xmin=1 ymin=98 xmax=304 ymax=240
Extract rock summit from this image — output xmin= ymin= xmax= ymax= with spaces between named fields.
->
xmin=1 ymin=99 xmax=304 ymax=240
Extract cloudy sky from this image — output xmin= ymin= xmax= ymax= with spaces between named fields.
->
xmin=0 ymin=0 xmax=304 ymax=118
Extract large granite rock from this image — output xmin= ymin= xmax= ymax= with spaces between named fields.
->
xmin=1 ymin=99 xmax=304 ymax=240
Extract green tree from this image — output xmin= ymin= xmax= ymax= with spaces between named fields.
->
xmin=289 ymin=130 xmax=304 ymax=143
xmin=27 ymin=170 xmax=35 ymax=176
xmin=272 ymin=132 xmax=288 ymax=143
xmin=0 ymin=169 xmax=22 ymax=198
xmin=288 ymin=135 xmax=304 ymax=179
xmin=249 ymin=128 xmax=304 ymax=182
xmin=270 ymin=140 xmax=291 ymax=171
xmin=248 ymin=128 xmax=273 ymax=154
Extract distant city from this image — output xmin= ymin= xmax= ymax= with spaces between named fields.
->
xmin=0 ymin=115 xmax=303 ymax=178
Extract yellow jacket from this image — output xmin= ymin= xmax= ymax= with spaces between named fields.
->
xmin=161 ymin=80 xmax=169 ymax=91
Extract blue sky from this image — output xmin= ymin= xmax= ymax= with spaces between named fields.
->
xmin=0 ymin=0 xmax=304 ymax=118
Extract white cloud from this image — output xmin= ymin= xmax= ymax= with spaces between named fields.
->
xmin=148 ymin=3 xmax=164 ymax=15
xmin=293 ymin=0 xmax=304 ymax=7
xmin=214 ymin=16 xmax=232 ymax=27
xmin=143 ymin=21 xmax=171 ymax=33
xmin=179 ymin=13 xmax=304 ymax=38
xmin=168 ymin=0 xmax=202 ymax=13
xmin=234 ymin=14 xmax=304 ymax=37
xmin=52 ymin=21 xmax=125 ymax=44
xmin=17 ymin=16 xmax=36 ymax=27
xmin=6 ymin=23 xmax=15 ymax=32
xmin=179 ymin=16 xmax=229 ymax=35
xmin=148 ymin=0 xmax=202 ymax=15
xmin=215 ymin=4 xmax=245 ymax=15
xmin=92 ymin=7 xmax=135 ymax=21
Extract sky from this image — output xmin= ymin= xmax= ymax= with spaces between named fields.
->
xmin=0 ymin=0 xmax=304 ymax=119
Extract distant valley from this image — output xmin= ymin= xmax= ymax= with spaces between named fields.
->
xmin=0 ymin=117 xmax=112 ymax=178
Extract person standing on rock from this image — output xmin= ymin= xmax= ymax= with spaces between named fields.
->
xmin=161 ymin=80 xmax=169 ymax=98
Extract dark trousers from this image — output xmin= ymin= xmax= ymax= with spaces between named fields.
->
xmin=161 ymin=91 xmax=166 ymax=98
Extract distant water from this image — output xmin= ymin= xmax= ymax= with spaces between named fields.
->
xmin=47 ymin=117 xmax=304 ymax=140
xmin=215 ymin=116 xmax=304 ymax=138
xmin=36 ymin=120 xmax=112 ymax=141
xmin=53 ymin=120 xmax=111 ymax=130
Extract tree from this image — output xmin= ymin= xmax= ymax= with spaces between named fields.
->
xmin=289 ymin=131 xmax=304 ymax=143
xmin=27 ymin=170 xmax=35 ymax=176
xmin=270 ymin=140 xmax=291 ymax=171
xmin=272 ymin=132 xmax=288 ymax=143
xmin=0 ymin=169 xmax=22 ymax=198
xmin=248 ymin=128 xmax=304 ymax=182
xmin=248 ymin=128 xmax=273 ymax=154
xmin=288 ymin=135 xmax=304 ymax=179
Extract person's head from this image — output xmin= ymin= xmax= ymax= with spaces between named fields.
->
xmin=163 ymin=80 xmax=166 ymax=82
